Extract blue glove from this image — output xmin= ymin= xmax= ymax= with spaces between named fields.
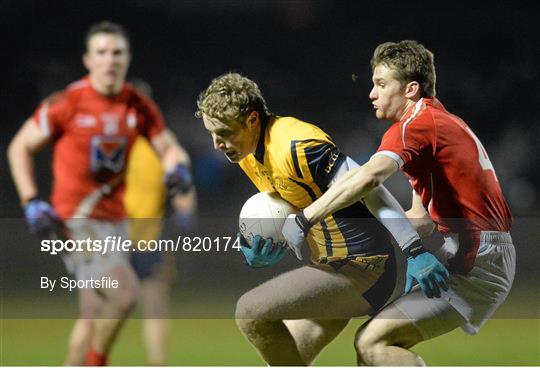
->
xmin=404 ymin=241 xmax=450 ymax=298
xmin=172 ymin=211 xmax=196 ymax=233
xmin=164 ymin=164 xmax=193 ymax=195
xmin=281 ymin=211 xmax=312 ymax=260
xmin=24 ymin=198 xmax=63 ymax=236
xmin=238 ymin=233 xmax=286 ymax=268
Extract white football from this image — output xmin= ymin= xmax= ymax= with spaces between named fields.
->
xmin=239 ymin=192 xmax=298 ymax=247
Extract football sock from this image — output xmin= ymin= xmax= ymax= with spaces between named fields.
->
xmin=84 ymin=346 xmax=108 ymax=366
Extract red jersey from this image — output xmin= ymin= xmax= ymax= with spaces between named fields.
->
xmin=376 ymin=97 xmax=512 ymax=273
xmin=33 ymin=77 xmax=165 ymax=220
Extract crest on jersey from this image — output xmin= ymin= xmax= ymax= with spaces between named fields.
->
xmin=90 ymin=136 xmax=127 ymax=180
xmin=127 ymin=110 xmax=137 ymax=129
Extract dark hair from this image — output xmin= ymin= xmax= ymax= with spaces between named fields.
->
xmin=85 ymin=21 xmax=130 ymax=51
xmin=371 ymin=40 xmax=436 ymax=97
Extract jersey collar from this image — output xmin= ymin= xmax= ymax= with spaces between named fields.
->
xmin=254 ymin=115 xmax=270 ymax=163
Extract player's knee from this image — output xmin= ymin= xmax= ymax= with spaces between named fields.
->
xmin=235 ymin=292 xmax=268 ymax=320
xmin=354 ymin=323 xmax=383 ymax=365
xmin=109 ymin=281 xmax=138 ymax=315
xmin=120 ymin=288 xmax=138 ymax=314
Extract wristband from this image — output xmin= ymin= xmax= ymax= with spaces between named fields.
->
xmin=403 ymin=239 xmax=428 ymax=258
xmin=295 ymin=211 xmax=313 ymax=236
xmin=22 ymin=196 xmax=39 ymax=207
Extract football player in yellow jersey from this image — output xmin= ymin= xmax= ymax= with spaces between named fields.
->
xmin=125 ymin=136 xmax=171 ymax=366
xmin=196 ymin=73 xmax=427 ymax=365
xmin=125 ymin=79 xmax=197 ymax=365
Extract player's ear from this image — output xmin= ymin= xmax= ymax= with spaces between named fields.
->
xmin=405 ymin=81 xmax=420 ymax=99
xmin=82 ymin=53 xmax=91 ymax=70
xmin=246 ymin=110 xmax=259 ymax=129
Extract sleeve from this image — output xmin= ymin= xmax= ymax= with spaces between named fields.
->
xmin=138 ymin=95 xmax=166 ymax=140
xmin=289 ymin=139 xmax=346 ymax=193
xmin=332 ymin=156 xmax=421 ymax=250
xmin=375 ymin=117 xmax=433 ymax=167
xmin=32 ymin=91 xmax=70 ymax=138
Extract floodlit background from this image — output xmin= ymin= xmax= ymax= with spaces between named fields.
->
xmin=0 ymin=0 xmax=538 ymax=365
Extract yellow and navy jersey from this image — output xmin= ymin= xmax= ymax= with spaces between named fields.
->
xmin=239 ymin=116 xmax=391 ymax=263
xmin=124 ymin=136 xmax=167 ymax=243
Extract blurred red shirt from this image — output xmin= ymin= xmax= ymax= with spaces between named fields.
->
xmin=33 ymin=77 xmax=165 ymax=220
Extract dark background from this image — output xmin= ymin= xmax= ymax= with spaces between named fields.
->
xmin=1 ymin=0 xmax=538 ymax=218
xmin=0 ymin=1 xmax=538 ymax=315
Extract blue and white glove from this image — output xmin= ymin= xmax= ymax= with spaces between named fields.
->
xmin=404 ymin=240 xmax=450 ymax=298
xmin=238 ymin=233 xmax=286 ymax=268
xmin=281 ymin=211 xmax=313 ymax=260
xmin=24 ymin=198 xmax=63 ymax=236
xmin=164 ymin=164 xmax=193 ymax=195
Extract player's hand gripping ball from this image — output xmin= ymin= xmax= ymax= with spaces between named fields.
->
xmin=237 ymin=233 xmax=286 ymax=268
xmin=239 ymin=192 xmax=298 ymax=247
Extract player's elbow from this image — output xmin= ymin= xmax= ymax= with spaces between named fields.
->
xmin=7 ymin=136 xmax=23 ymax=166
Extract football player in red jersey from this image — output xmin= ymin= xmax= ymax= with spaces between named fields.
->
xmin=7 ymin=21 xmax=194 ymax=365
xmin=282 ymin=40 xmax=515 ymax=365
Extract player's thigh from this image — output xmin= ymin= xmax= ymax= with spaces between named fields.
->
xmin=358 ymin=289 xmax=465 ymax=349
xmin=236 ymin=264 xmax=373 ymax=320
xmin=78 ymin=288 xmax=103 ymax=318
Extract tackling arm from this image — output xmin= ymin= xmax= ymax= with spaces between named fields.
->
xmin=328 ymin=156 xmax=421 ymax=250
xmin=303 ymin=154 xmax=400 ymax=224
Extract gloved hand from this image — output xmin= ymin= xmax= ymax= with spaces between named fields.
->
xmin=172 ymin=211 xmax=196 ymax=233
xmin=404 ymin=240 xmax=450 ymax=298
xmin=238 ymin=233 xmax=286 ymax=268
xmin=24 ymin=198 xmax=64 ymax=237
xmin=164 ymin=164 xmax=193 ymax=195
xmin=281 ymin=211 xmax=312 ymax=260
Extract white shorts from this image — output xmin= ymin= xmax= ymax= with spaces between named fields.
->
xmin=62 ymin=219 xmax=131 ymax=281
xmin=393 ymin=231 xmax=515 ymax=336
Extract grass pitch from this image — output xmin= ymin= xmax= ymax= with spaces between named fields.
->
xmin=1 ymin=317 xmax=538 ymax=365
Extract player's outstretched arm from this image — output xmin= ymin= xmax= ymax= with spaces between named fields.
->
xmin=7 ymin=118 xmax=50 ymax=204
xmin=282 ymin=154 xmax=399 ymax=258
xmin=304 ymin=154 xmax=399 ymax=224
xmin=363 ymin=185 xmax=422 ymax=250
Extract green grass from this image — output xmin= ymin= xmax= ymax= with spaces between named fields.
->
xmin=1 ymin=318 xmax=538 ymax=365
xmin=1 ymin=285 xmax=538 ymax=365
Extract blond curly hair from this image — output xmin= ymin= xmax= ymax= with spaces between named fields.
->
xmin=196 ymin=73 xmax=270 ymax=123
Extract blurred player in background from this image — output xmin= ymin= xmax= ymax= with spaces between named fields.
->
xmin=125 ymin=77 xmax=196 ymax=365
xmin=7 ymin=21 xmax=194 ymax=365
xmin=282 ymin=40 xmax=515 ymax=365
xmin=195 ymin=73 xmax=448 ymax=365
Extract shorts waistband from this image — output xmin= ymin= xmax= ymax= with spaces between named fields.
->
xmin=480 ymin=231 xmax=512 ymax=245
xmin=444 ymin=231 xmax=512 ymax=246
